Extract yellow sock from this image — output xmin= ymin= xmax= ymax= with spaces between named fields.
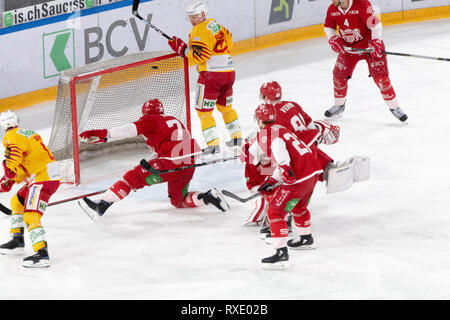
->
xmin=217 ymin=104 xmax=242 ymax=139
xmin=197 ymin=110 xmax=220 ymax=146
xmin=24 ymin=211 xmax=47 ymax=252
xmin=10 ymin=194 xmax=24 ymax=235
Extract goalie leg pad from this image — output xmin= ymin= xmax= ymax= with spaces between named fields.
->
xmin=351 ymin=156 xmax=370 ymax=182
xmin=326 ymin=160 xmax=355 ymax=194
xmin=243 ymin=196 xmax=268 ymax=226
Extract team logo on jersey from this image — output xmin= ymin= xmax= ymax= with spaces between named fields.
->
xmin=202 ymin=99 xmax=216 ymax=110
xmin=145 ymin=174 xmax=163 ymax=186
xmin=38 ymin=200 xmax=48 ymax=214
xmin=340 ymin=28 xmax=363 ymax=43
xmin=26 ymin=184 xmax=43 ymax=211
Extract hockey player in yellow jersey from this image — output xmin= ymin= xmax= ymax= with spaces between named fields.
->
xmin=0 ymin=110 xmax=60 ymax=268
xmin=168 ymin=0 xmax=242 ymax=154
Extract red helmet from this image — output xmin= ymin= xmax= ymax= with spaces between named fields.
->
xmin=255 ymin=103 xmax=277 ymax=122
xmin=142 ymin=99 xmax=164 ymax=115
xmin=260 ymin=81 xmax=282 ymax=102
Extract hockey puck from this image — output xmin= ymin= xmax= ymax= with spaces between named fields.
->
xmin=151 ymin=66 xmax=158 ymax=69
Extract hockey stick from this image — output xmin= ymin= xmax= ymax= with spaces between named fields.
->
xmin=0 ymin=203 xmax=11 ymax=216
xmin=139 ymin=155 xmax=239 ymax=175
xmin=0 ymin=189 xmax=108 ymax=216
xmin=344 ymin=46 xmax=450 ymax=62
xmin=221 ymin=190 xmax=261 ymax=203
xmin=222 ymin=182 xmax=283 ymax=203
xmin=132 ymin=0 xmax=172 ymax=40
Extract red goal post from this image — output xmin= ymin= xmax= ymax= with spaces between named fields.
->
xmin=48 ymin=51 xmax=191 ymax=185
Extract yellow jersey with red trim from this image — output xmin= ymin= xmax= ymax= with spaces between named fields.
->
xmin=188 ymin=18 xmax=235 ymax=72
xmin=3 ymin=127 xmax=58 ymax=183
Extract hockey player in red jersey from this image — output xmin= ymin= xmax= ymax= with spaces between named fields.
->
xmin=324 ymin=0 xmax=408 ymax=122
xmin=250 ymin=103 xmax=323 ymax=269
xmin=77 ymin=99 xmax=230 ymax=219
xmin=259 ymin=81 xmax=339 ymax=178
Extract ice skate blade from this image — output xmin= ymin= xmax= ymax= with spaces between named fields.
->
xmin=261 ymin=261 xmax=290 ymax=270
xmin=324 ymin=112 xmax=343 ymax=121
xmin=288 ymin=244 xmax=316 ymax=250
xmin=77 ymin=200 xmax=100 ymax=221
xmin=23 ymin=259 xmax=50 ymax=268
xmin=0 ymin=247 xmax=25 ymax=255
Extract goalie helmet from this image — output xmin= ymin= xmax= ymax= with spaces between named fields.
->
xmin=186 ymin=0 xmax=207 ymax=16
xmin=260 ymin=81 xmax=282 ymax=102
xmin=255 ymin=103 xmax=276 ymax=123
xmin=142 ymin=99 xmax=164 ymax=115
xmin=0 ymin=110 xmax=19 ymax=131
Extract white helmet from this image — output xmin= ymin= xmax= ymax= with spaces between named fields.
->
xmin=186 ymin=0 xmax=207 ymax=16
xmin=0 ymin=110 xmax=19 ymax=131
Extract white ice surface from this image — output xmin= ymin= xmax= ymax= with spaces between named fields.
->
xmin=1 ymin=18 xmax=450 ymax=299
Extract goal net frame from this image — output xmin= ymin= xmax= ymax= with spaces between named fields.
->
xmin=60 ymin=52 xmax=191 ymax=185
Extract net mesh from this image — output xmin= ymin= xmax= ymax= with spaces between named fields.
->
xmin=48 ymin=51 xmax=189 ymax=183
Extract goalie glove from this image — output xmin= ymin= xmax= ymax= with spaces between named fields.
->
xmin=79 ymin=129 xmax=109 ymax=144
xmin=314 ymin=120 xmax=340 ymax=145
xmin=0 ymin=176 xmax=14 ymax=193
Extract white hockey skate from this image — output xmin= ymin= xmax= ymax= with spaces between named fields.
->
xmin=201 ymin=188 xmax=231 ymax=212
xmin=78 ymin=197 xmax=112 ymax=221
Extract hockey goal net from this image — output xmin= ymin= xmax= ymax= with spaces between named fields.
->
xmin=48 ymin=51 xmax=191 ymax=185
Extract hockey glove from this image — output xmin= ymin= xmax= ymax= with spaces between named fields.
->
xmin=2 ymin=160 xmax=16 ymax=180
xmin=314 ymin=120 xmax=340 ymax=145
xmin=79 ymin=129 xmax=109 ymax=144
xmin=258 ymin=177 xmax=279 ymax=197
xmin=0 ymin=176 xmax=14 ymax=193
xmin=279 ymin=165 xmax=296 ymax=184
xmin=168 ymin=37 xmax=188 ymax=56
xmin=329 ymin=35 xmax=346 ymax=54
xmin=369 ymin=39 xmax=385 ymax=58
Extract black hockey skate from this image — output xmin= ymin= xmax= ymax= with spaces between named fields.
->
xmin=324 ymin=103 xmax=345 ymax=118
xmin=287 ymin=234 xmax=315 ymax=250
xmin=23 ymin=246 xmax=50 ymax=268
xmin=199 ymin=188 xmax=230 ymax=212
xmin=390 ymin=107 xmax=408 ymax=122
xmin=0 ymin=235 xmax=25 ymax=255
xmin=78 ymin=197 xmax=112 ymax=220
xmin=261 ymin=247 xmax=290 ymax=270
xmin=225 ymin=137 xmax=242 ymax=148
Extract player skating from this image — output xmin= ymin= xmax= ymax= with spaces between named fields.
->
xmin=167 ymin=0 xmax=243 ymax=154
xmin=0 ymin=110 xmax=61 ymax=268
xmin=77 ymin=99 xmax=230 ymax=220
xmin=324 ymin=0 xmax=408 ymax=122
xmin=250 ymin=103 xmax=323 ymax=269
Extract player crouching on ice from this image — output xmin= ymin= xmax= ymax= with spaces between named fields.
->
xmin=250 ymin=103 xmax=324 ymax=269
xmin=77 ymin=98 xmax=230 ymax=220
xmin=0 ymin=110 xmax=61 ymax=268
